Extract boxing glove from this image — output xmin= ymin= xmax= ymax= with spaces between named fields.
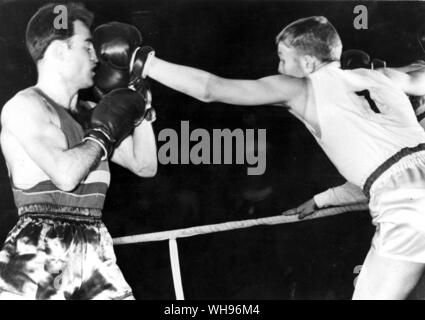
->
xmin=83 ymin=88 xmax=147 ymax=159
xmin=341 ymin=49 xmax=371 ymax=69
xmin=70 ymin=100 xmax=93 ymax=130
xmin=135 ymin=79 xmax=156 ymax=122
xmin=129 ymin=46 xmax=155 ymax=88
xmin=371 ymin=58 xmax=387 ymax=70
xmin=93 ymin=22 xmax=142 ymax=95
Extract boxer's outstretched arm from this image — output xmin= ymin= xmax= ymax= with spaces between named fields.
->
xmin=389 ymin=61 xmax=425 ymax=73
xmin=379 ymin=66 xmax=425 ymax=96
xmin=111 ymin=120 xmax=157 ymax=177
xmin=148 ymin=57 xmax=305 ymax=106
xmin=1 ymin=93 xmax=103 ymax=191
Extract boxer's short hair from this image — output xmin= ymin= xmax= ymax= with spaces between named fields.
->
xmin=276 ymin=16 xmax=342 ymax=62
xmin=26 ymin=2 xmax=94 ymax=62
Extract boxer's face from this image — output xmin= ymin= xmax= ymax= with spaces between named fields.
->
xmin=277 ymin=42 xmax=305 ymax=77
xmin=62 ymin=20 xmax=98 ymax=89
xmin=277 ymin=42 xmax=316 ymax=78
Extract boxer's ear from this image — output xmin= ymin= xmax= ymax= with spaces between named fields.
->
xmin=46 ymin=39 xmax=68 ymax=62
xmin=300 ymin=54 xmax=317 ymax=74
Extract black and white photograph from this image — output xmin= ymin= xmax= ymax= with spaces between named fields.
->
xmin=1 ymin=0 xmax=425 ymax=303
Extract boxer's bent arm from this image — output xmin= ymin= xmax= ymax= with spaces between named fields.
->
xmin=1 ymin=95 xmax=103 ymax=191
xmin=389 ymin=64 xmax=425 ymax=74
xmin=385 ymin=60 xmax=425 ymax=74
xmin=111 ymin=120 xmax=157 ymax=177
xmin=378 ymin=67 xmax=425 ymax=96
xmin=148 ymin=57 xmax=305 ymax=106
xmin=313 ymin=181 xmax=367 ymax=208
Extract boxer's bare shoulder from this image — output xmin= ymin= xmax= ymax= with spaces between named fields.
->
xmin=1 ymin=88 xmax=57 ymax=130
xmin=0 ymin=87 xmax=67 ymax=189
xmin=270 ymin=74 xmax=307 ymax=103
xmin=259 ymin=74 xmax=307 ymax=111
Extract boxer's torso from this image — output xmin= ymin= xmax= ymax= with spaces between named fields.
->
xmin=0 ymin=87 xmax=110 ymax=210
xmin=288 ymin=62 xmax=425 ymax=187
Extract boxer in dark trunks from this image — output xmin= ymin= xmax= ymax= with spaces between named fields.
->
xmin=0 ymin=3 xmax=157 ymax=299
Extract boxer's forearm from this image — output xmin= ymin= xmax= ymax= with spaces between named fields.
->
xmin=390 ymin=66 xmax=424 ymax=73
xmin=389 ymin=61 xmax=425 ymax=74
xmin=131 ymin=121 xmax=157 ymax=177
xmin=50 ymin=140 xmax=103 ymax=191
xmin=111 ymin=121 xmax=157 ymax=177
xmin=314 ymin=181 xmax=367 ymax=208
xmin=148 ymin=57 xmax=215 ymax=102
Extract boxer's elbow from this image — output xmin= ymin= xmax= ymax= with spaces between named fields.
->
xmin=50 ymin=159 xmax=85 ymax=191
xmin=56 ymin=182 xmax=77 ymax=192
xmin=135 ymin=167 xmax=157 ymax=178
xmin=134 ymin=161 xmax=157 ymax=178
xmin=200 ymin=75 xmax=222 ymax=103
xmin=53 ymin=174 xmax=79 ymax=192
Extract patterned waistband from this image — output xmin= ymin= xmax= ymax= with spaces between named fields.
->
xmin=18 ymin=203 xmax=102 ymax=222
xmin=363 ymin=143 xmax=425 ymax=198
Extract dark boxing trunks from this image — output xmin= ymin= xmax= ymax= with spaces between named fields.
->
xmin=0 ymin=204 xmax=133 ymax=300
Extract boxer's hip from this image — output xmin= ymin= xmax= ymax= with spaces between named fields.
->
xmin=366 ymin=151 xmax=425 ymax=262
xmin=17 ymin=203 xmax=102 ymax=221
xmin=0 ymin=204 xmax=132 ymax=299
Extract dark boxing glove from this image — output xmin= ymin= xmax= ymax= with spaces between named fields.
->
xmin=341 ymin=49 xmax=371 ymax=69
xmin=341 ymin=49 xmax=386 ymax=70
xmin=135 ymin=80 xmax=156 ymax=122
xmin=70 ymin=100 xmax=94 ymax=130
xmin=93 ymin=22 xmax=142 ymax=97
xmin=129 ymin=45 xmax=155 ymax=89
xmin=83 ymin=88 xmax=147 ymax=159
xmin=371 ymin=58 xmax=387 ymax=70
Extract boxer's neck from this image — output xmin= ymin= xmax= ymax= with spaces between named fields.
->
xmin=36 ymin=65 xmax=78 ymax=110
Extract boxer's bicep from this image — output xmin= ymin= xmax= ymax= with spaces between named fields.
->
xmin=380 ymin=67 xmax=425 ymax=96
xmin=3 ymin=96 xmax=62 ymax=151
xmin=2 ymin=96 xmax=70 ymax=181
xmin=377 ymin=67 xmax=407 ymax=86
xmin=405 ymin=69 xmax=425 ymax=96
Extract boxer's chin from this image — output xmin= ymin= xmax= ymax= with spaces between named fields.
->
xmin=79 ymin=79 xmax=93 ymax=90
xmin=85 ymin=75 xmax=95 ymax=88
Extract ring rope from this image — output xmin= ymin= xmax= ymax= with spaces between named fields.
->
xmin=113 ymin=202 xmax=369 ymax=245
xmin=113 ymin=202 xmax=369 ymax=300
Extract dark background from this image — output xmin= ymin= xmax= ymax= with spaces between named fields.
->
xmin=0 ymin=0 xmax=425 ymax=299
